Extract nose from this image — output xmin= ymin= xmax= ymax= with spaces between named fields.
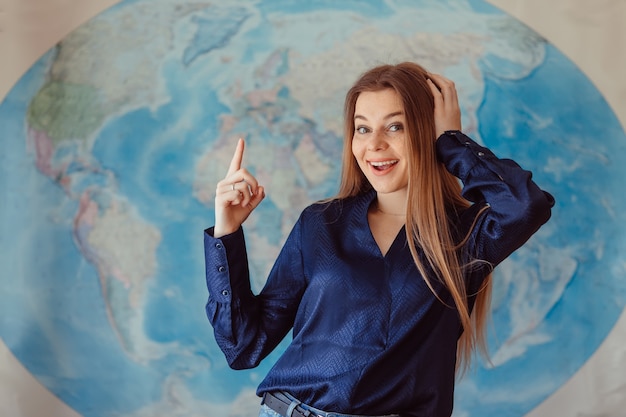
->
xmin=367 ymin=130 xmax=388 ymax=151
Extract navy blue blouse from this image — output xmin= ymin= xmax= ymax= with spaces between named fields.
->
xmin=203 ymin=131 xmax=554 ymax=416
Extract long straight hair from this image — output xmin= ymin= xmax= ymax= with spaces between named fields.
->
xmin=336 ymin=62 xmax=492 ymax=373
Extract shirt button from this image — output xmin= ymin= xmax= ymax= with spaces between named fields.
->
xmin=221 ymin=290 xmax=229 ymax=296
xmin=215 ymin=243 xmax=223 ymax=249
xmin=218 ymin=266 xmax=226 ymax=272
xmin=477 ymin=151 xmax=485 ymax=157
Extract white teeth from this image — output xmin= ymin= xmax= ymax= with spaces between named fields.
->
xmin=370 ymin=160 xmax=398 ymax=167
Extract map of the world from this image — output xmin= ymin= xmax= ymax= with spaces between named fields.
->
xmin=1 ymin=0 xmax=625 ymax=416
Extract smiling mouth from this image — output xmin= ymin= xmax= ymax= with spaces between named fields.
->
xmin=369 ymin=160 xmax=398 ymax=171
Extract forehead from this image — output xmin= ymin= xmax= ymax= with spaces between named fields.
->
xmin=354 ymin=88 xmax=404 ymax=117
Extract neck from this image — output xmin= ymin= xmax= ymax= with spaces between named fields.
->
xmin=375 ymin=204 xmax=405 ymax=216
xmin=374 ymin=192 xmax=407 ymax=216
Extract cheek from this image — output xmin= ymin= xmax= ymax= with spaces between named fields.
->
xmin=351 ymin=140 xmax=367 ymax=172
xmin=351 ymin=138 xmax=360 ymax=159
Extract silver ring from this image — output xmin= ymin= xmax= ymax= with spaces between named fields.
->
xmin=232 ymin=183 xmax=235 ymax=191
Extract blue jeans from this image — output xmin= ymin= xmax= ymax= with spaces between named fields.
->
xmin=259 ymin=403 xmax=283 ymax=417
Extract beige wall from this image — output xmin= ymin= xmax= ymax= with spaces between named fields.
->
xmin=1 ymin=0 xmax=625 ymax=416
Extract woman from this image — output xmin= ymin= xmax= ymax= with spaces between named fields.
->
xmin=203 ymin=62 xmax=554 ymax=417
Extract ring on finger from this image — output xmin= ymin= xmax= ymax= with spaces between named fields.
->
xmin=232 ymin=183 xmax=236 ymax=191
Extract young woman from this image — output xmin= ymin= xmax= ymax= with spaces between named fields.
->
xmin=203 ymin=62 xmax=554 ymax=417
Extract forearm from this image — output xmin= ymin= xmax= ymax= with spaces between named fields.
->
xmin=203 ymin=225 xmax=303 ymax=369
xmin=437 ymin=130 xmax=554 ymax=264
xmin=204 ymin=227 xmax=266 ymax=368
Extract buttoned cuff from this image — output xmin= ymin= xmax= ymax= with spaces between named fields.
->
xmin=436 ymin=130 xmax=499 ymax=180
xmin=204 ymin=226 xmax=249 ymax=303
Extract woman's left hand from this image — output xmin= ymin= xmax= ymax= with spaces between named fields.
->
xmin=426 ymin=73 xmax=462 ymax=138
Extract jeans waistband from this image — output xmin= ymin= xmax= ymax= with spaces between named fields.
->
xmin=262 ymin=391 xmax=400 ymax=417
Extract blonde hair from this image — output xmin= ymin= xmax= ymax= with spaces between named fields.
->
xmin=337 ymin=62 xmax=492 ymax=374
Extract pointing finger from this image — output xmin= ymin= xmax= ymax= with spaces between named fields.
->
xmin=226 ymin=138 xmax=244 ymax=176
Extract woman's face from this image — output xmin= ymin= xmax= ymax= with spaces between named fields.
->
xmin=352 ymin=88 xmax=409 ymax=196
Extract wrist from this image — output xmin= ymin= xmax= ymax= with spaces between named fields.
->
xmin=214 ymin=225 xmax=238 ymax=239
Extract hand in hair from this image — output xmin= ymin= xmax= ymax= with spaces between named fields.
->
xmin=213 ymin=138 xmax=265 ymax=238
xmin=426 ymin=73 xmax=462 ymax=138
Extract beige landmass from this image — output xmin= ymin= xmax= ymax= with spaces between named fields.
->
xmin=50 ymin=2 xmax=211 ymax=119
xmin=194 ymin=134 xmax=324 ymax=218
xmin=485 ymin=17 xmax=546 ymax=78
xmin=85 ymin=197 xmax=165 ymax=361
xmin=293 ymin=133 xmax=332 ymax=186
xmin=281 ymin=28 xmax=487 ymax=137
xmin=277 ymin=12 xmax=545 ymax=137
xmin=87 ymin=199 xmax=161 ymax=304
xmin=244 ymin=228 xmax=282 ymax=293
xmin=125 ymin=375 xmax=233 ymax=417
xmin=489 ymin=243 xmax=576 ymax=367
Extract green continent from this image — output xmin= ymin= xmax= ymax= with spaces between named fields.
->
xmin=27 ymin=81 xmax=105 ymax=143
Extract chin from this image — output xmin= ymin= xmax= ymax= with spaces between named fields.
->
xmin=371 ymin=185 xmax=399 ymax=194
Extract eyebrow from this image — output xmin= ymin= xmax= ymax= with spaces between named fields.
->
xmin=354 ymin=111 xmax=404 ymax=121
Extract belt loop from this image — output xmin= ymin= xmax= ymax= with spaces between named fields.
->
xmin=285 ymin=398 xmax=302 ymax=417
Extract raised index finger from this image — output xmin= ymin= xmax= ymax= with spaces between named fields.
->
xmin=227 ymin=138 xmax=244 ymax=176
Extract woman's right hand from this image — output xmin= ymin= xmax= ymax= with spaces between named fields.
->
xmin=214 ymin=138 xmax=265 ymax=238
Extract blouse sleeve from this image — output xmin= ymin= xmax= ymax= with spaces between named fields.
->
xmin=436 ymin=130 xmax=555 ymax=267
xmin=203 ymin=218 xmax=306 ymax=370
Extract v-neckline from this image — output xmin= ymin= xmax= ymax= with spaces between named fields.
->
xmin=366 ymin=205 xmax=406 ymax=258
xmin=352 ymin=191 xmax=407 ymax=258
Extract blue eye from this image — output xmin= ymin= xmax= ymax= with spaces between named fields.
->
xmin=356 ymin=126 xmax=369 ymax=134
xmin=389 ymin=124 xmax=403 ymax=132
